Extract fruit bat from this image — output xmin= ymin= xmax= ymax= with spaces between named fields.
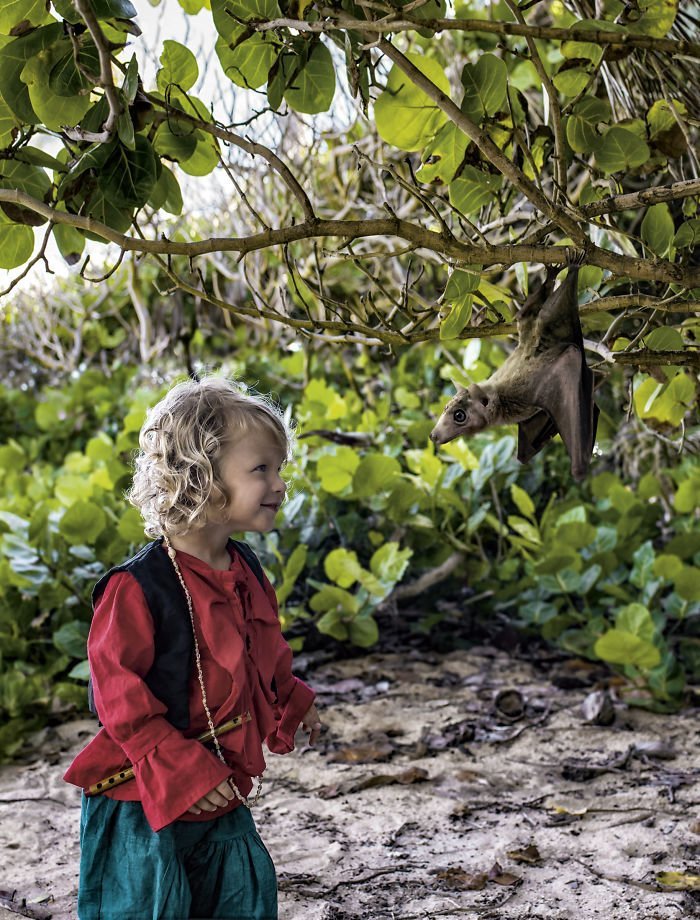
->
xmin=430 ymin=265 xmax=599 ymax=481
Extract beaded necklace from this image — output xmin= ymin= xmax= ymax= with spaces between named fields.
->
xmin=163 ymin=533 xmax=263 ymax=808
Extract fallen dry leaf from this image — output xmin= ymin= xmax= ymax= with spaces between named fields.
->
xmin=487 ymin=861 xmax=522 ymax=886
xmin=435 ymin=867 xmax=487 ymax=891
xmin=328 ymin=741 xmax=394 ymax=764
xmin=506 ymin=844 xmax=542 ymax=864
xmin=354 ymin=767 xmax=429 ymax=791
xmin=318 ymin=767 xmax=429 ymax=799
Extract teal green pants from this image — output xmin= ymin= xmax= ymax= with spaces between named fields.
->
xmin=78 ymin=794 xmax=278 ymax=920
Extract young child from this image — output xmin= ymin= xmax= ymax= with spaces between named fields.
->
xmin=64 ymin=376 xmax=321 ymax=920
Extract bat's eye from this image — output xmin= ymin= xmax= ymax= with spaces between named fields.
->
xmin=453 ymin=409 xmax=467 ymax=423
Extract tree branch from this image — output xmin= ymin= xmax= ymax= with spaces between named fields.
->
xmin=66 ymin=0 xmax=123 ymax=143
xmin=252 ymin=12 xmax=700 ymax=57
xmin=580 ymin=179 xmax=700 ymax=216
xmin=145 ymin=95 xmax=316 ymax=221
xmin=609 ymin=350 xmax=700 ymax=368
xmin=504 ymin=0 xmax=567 ymax=204
xmin=371 ymin=36 xmax=589 ymax=246
xmin=0 ymin=189 xmax=696 ymax=286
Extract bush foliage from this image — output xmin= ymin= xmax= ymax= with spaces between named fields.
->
xmin=1 ymin=326 xmax=698 ymax=761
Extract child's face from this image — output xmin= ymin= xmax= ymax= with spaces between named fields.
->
xmin=213 ymin=426 xmax=287 ymax=533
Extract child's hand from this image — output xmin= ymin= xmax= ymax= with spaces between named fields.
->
xmin=187 ymin=778 xmax=235 ymax=815
xmin=301 ymin=703 xmax=322 ymax=746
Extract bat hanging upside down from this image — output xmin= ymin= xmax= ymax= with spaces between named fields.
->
xmin=429 ymin=265 xmax=599 ymax=482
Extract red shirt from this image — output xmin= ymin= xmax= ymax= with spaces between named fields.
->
xmin=63 ymin=543 xmax=315 ymax=832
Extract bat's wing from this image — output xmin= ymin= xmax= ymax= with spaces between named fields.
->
xmin=528 ymin=345 xmax=599 ymax=481
xmin=517 ymin=409 xmax=559 ymax=463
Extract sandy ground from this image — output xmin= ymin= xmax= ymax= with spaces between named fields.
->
xmin=1 ymin=646 xmax=700 ymax=920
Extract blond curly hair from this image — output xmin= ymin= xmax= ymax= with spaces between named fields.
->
xmin=127 ymin=376 xmax=295 ymax=538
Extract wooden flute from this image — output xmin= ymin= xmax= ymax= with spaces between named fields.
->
xmin=85 ymin=710 xmax=252 ymax=797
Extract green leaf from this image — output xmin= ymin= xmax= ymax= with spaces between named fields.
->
xmin=117 ymin=506 xmax=146 ymax=544
xmin=448 ymin=165 xmax=502 ymax=214
xmin=566 ymin=95 xmax=611 ymax=153
xmin=68 ymin=659 xmax=91 ymax=681
xmin=553 ymin=67 xmax=590 ymax=97
xmin=117 ymin=109 xmax=135 ymax=149
xmin=317 ymin=447 xmax=359 ymax=494
xmin=48 ymin=41 xmax=99 ymax=97
xmin=616 ymin=603 xmax=655 ymax=642
xmin=352 ymin=453 xmax=401 ymax=498
xmin=374 ymin=51 xmax=450 ymax=151
xmin=0 ymin=0 xmax=47 ymax=35
xmin=147 ymin=162 xmax=183 ymax=215
xmin=675 ymin=565 xmax=700 ymax=602
xmin=154 ymin=121 xmax=198 ymax=163
xmin=646 ymin=98 xmax=686 ymax=139
xmin=53 ymin=620 xmax=89 ymax=659
xmin=349 ymin=615 xmax=379 ymax=648
xmin=673 ymin=219 xmax=700 ymax=249
xmin=635 ymin=372 xmax=695 ymax=425
xmin=594 ymin=629 xmax=661 ymax=670
xmin=440 ymin=296 xmax=472 ymax=340
xmin=674 ymin=478 xmax=700 ymax=514
xmin=324 ymin=548 xmax=363 ymax=589
xmin=123 ymin=53 xmax=139 ymax=104
xmin=97 ymin=136 xmax=159 ymax=208
xmin=444 ymin=266 xmax=481 ymax=300
xmin=58 ymin=501 xmax=107 ymax=545
xmin=511 ymin=484 xmax=535 ymax=520
xmin=0 ymin=159 xmax=51 ymax=227
xmin=641 ymin=203 xmax=674 ymax=257
xmin=310 ymin=584 xmax=359 ymax=616
xmin=91 ymin=0 xmax=137 ymax=18
xmin=594 ymin=127 xmax=650 ymax=173
xmin=561 ymin=29 xmax=603 ymax=65
xmin=643 ymin=327 xmax=683 ymax=351
xmin=629 ymin=0 xmax=677 ymax=38
xmin=211 ymin=0 xmax=281 ymax=37
xmin=653 ymin=554 xmax=683 ymax=580
xmin=215 ymin=32 xmax=278 ymax=92
xmin=507 ymin=515 xmax=541 ymax=544
xmin=0 ymin=93 xmax=18 ymax=146
xmin=157 ymin=39 xmax=199 ymax=93
xmin=0 ymin=23 xmax=63 ymax=124
xmin=416 ymin=121 xmax=469 ymax=184
xmin=282 ymin=41 xmax=335 ymax=115
xmin=370 ymin=542 xmax=412 ymax=584
xmin=53 ymin=221 xmax=85 ymax=265
xmin=315 ymin=609 xmax=349 ymax=641
xmin=460 ymin=53 xmax=507 ymax=124
xmin=0 ymin=211 xmax=33 ymax=268
xmin=20 ymin=42 xmax=92 ymax=131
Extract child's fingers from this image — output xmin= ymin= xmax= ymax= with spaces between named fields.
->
xmin=305 ymin=720 xmax=322 ymax=745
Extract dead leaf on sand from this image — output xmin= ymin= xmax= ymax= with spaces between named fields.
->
xmin=435 ymin=867 xmax=488 ymax=890
xmin=506 ymin=844 xmax=542 ymax=864
xmin=318 ymin=766 xmax=429 ymax=799
xmin=328 ymin=738 xmax=394 ymax=764
xmin=488 ymin=861 xmax=522 ymax=886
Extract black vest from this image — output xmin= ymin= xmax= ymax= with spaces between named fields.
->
xmin=87 ymin=537 xmax=266 ymax=730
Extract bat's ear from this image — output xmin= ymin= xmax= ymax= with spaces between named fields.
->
xmin=470 ymin=383 xmax=490 ymax=407
xmin=455 ymin=383 xmax=468 ymax=395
